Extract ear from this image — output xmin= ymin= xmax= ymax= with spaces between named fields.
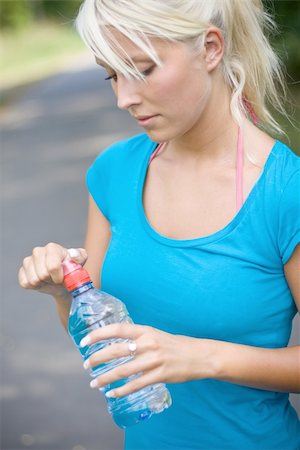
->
xmin=203 ymin=27 xmax=224 ymax=72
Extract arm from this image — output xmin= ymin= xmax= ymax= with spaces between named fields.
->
xmin=81 ymin=244 xmax=300 ymax=398
xmin=207 ymin=340 xmax=300 ymax=393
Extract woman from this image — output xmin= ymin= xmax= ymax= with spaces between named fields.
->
xmin=19 ymin=0 xmax=300 ymax=449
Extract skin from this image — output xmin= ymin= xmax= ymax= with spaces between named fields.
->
xmin=19 ymin=27 xmax=300 ymax=399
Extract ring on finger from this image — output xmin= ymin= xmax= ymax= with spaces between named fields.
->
xmin=128 ymin=340 xmax=137 ymax=358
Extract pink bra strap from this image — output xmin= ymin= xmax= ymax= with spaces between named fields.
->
xmin=148 ymin=142 xmax=166 ymax=165
xmin=236 ymin=127 xmax=244 ymax=211
xmin=242 ymin=96 xmax=258 ymax=126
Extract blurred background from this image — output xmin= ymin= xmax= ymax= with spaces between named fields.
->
xmin=0 ymin=1 xmax=299 ymax=450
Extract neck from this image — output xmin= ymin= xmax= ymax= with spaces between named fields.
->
xmin=168 ymin=82 xmax=243 ymax=166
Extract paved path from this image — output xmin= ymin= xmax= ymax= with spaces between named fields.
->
xmin=1 ymin=52 xmax=140 ymax=450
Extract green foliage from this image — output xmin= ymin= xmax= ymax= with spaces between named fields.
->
xmin=265 ymin=0 xmax=300 ymax=79
xmin=0 ymin=0 xmax=33 ymax=29
xmin=0 ymin=0 xmax=82 ymax=30
xmin=42 ymin=0 xmax=82 ymax=22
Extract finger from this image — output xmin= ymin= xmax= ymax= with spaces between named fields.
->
xmin=90 ymin=355 xmax=158 ymax=390
xmin=20 ymin=256 xmax=44 ymax=289
xmin=32 ymin=247 xmax=51 ymax=284
xmin=80 ymin=323 xmax=146 ymax=348
xmin=45 ymin=243 xmax=69 ymax=284
xmin=18 ymin=266 xmax=31 ymax=289
xmin=84 ymin=342 xmax=133 ymax=369
xmin=84 ymin=337 xmax=150 ymax=369
xmin=105 ymin=368 xmax=163 ymax=398
xmin=67 ymin=248 xmax=88 ymax=266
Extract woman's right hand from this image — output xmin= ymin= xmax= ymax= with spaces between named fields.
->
xmin=18 ymin=243 xmax=88 ymax=299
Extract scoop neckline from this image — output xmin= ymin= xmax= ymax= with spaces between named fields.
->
xmin=137 ymin=139 xmax=279 ymax=248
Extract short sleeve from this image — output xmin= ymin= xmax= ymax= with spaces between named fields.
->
xmin=278 ymin=170 xmax=300 ymax=264
xmin=86 ymin=150 xmax=110 ymax=220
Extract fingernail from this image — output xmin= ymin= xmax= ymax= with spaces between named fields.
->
xmin=90 ymin=379 xmax=98 ymax=389
xmin=80 ymin=336 xmax=90 ymax=347
xmin=68 ymin=248 xmax=80 ymax=258
xmin=83 ymin=360 xmax=90 ymax=370
xmin=105 ymin=390 xmax=116 ymax=398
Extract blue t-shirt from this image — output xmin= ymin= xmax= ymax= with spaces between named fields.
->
xmin=87 ymin=133 xmax=300 ymax=450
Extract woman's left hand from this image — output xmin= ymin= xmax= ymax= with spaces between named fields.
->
xmin=80 ymin=323 xmax=215 ymax=398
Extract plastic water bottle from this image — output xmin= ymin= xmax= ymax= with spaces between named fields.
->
xmin=62 ymin=259 xmax=172 ymax=428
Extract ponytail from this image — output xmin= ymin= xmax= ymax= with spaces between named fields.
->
xmin=218 ymin=0 xmax=287 ymax=134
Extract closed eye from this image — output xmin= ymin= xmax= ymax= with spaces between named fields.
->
xmin=105 ymin=73 xmax=117 ymax=82
xmin=104 ymin=65 xmax=156 ymax=82
xmin=141 ymin=65 xmax=155 ymax=77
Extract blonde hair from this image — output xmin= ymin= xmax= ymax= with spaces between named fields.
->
xmin=75 ymin=0 xmax=288 ymax=135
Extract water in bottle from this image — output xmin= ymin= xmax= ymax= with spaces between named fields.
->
xmin=62 ymin=259 xmax=172 ymax=428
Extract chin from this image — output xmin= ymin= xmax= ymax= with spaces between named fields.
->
xmin=144 ymin=127 xmax=179 ymax=144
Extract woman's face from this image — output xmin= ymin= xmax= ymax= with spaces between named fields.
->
xmin=97 ymin=32 xmax=214 ymax=143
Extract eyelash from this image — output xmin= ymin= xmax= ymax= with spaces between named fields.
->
xmin=104 ymin=66 xmax=155 ymax=82
xmin=105 ymin=74 xmax=117 ymax=82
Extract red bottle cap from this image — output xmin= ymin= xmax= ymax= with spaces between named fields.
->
xmin=62 ymin=259 xmax=91 ymax=292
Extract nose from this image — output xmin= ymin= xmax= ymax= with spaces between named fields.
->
xmin=115 ymin=76 xmax=142 ymax=110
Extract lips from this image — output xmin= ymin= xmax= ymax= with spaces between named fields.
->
xmin=135 ymin=115 xmax=156 ymax=121
xmin=131 ymin=112 xmax=160 ymax=128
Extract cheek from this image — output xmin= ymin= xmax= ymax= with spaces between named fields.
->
xmin=111 ymin=82 xmax=117 ymax=97
xmin=151 ymin=66 xmax=210 ymax=112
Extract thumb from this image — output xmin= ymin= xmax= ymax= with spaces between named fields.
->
xmin=67 ymin=248 xmax=88 ymax=266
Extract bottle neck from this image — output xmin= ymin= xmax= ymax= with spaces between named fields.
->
xmin=71 ymin=282 xmax=93 ymax=297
